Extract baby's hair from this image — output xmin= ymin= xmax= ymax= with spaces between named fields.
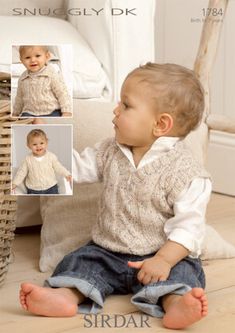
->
xmin=127 ymin=63 xmax=205 ymax=137
xmin=27 ymin=129 xmax=48 ymax=145
xmin=19 ymin=45 xmax=49 ymax=56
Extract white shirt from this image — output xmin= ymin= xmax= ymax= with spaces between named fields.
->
xmin=73 ymin=137 xmax=212 ymax=257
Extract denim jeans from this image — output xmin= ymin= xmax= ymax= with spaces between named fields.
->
xmin=26 ymin=184 xmax=58 ymax=195
xmin=45 ymin=241 xmax=205 ymax=317
xmin=20 ymin=109 xmax=62 ymax=117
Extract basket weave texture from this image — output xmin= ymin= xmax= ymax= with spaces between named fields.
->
xmin=0 ymin=99 xmax=16 ymax=286
xmin=0 ymin=73 xmax=10 ymax=100
xmin=0 ymin=73 xmax=31 ymax=286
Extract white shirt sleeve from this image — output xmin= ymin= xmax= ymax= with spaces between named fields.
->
xmin=164 ymin=178 xmax=212 ymax=257
xmin=72 ymin=142 xmax=102 ymax=183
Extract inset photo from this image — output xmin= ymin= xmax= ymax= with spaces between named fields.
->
xmin=11 ymin=124 xmax=72 ymax=196
xmin=11 ymin=44 xmax=73 ymax=118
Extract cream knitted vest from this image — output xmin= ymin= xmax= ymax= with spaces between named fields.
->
xmin=92 ymin=138 xmax=210 ymax=255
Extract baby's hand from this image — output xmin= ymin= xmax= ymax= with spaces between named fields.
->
xmin=11 ymin=184 xmax=17 ymax=194
xmin=32 ymin=118 xmax=46 ymax=125
xmin=62 ymin=112 xmax=72 ymax=117
xmin=66 ymin=175 xmax=72 ymax=186
xmin=128 ymin=256 xmax=171 ymax=285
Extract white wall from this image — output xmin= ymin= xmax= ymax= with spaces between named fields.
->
xmin=155 ymin=0 xmax=234 ymax=119
xmin=207 ymin=130 xmax=235 ymax=196
xmin=155 ymin=0 xmax=206 ymax=68
xmin=211 ymin=0 xmax=235 ymax=119
xmin=155 ymin=0 xmax=235 ymax=195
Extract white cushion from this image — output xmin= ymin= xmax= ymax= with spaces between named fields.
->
xmin=202 ymin=225 xmax=235 ymax=260
xmin=0 ymin=16 xmax=110 ymax=98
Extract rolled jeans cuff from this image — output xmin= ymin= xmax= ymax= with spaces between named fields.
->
xmin=131 ymin=282 xmax=191 ymax=317
xmin=45 ymin=276 xmax=104 ymax=314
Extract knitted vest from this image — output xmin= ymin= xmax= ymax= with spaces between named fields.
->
xmin=92 ymin=138 xmax=210 ymax=255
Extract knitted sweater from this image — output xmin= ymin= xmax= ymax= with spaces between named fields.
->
xmin=13 ymin=65 xmax=72 ymax=116
xmin=13 ymin=151 xmax=71 ymax=190
xmin=92 ymin=138 xmax=210 ymax=255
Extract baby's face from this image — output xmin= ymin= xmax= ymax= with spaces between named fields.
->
xmin=28 ymin=136 xmax=48 ymax=157
xmin=20 ymin=46 xmax=50 ymax=72
xmin=112 ymin=74 xmax=158 ymax=148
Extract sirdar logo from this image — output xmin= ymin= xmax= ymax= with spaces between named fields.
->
xmin=83 ymin=313 xmax=151 ymax=328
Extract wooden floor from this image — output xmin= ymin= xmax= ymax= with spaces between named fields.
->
xmin=1 ymin=193 xmax=235 ymax=333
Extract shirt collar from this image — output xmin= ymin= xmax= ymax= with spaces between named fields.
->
xmin=117 ymin=136 xmax=180 ymax=170
xmin=21 ymin=65 xmax=49 ymax=80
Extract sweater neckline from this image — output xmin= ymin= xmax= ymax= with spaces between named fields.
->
xmin=33 ymin=155 xmax=46 ymax=161
xmin=116 ymin=140 xmax=191 ymax=177
xmin=117 ymin=137 xmax=182 ymax=171
xmin=31 ymin=151 xmax=48 ymax=159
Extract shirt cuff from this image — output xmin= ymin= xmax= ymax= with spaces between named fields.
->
xmin=61 ymin=101 xmax=72 ymax=114
xmin=167 ymin=228 xmax=203 ymax=258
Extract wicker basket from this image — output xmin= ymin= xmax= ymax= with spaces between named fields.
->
xmin=0 ymin=73 xmax=32 ymax=286
xmin=0 ymin=73 xmax=10 ymax=100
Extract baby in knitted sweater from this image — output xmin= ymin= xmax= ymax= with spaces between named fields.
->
xmin=12 ymin=129 xmax=72 ymax=195
xmin=12 ymin=45 xmax=72 ymax=118
xmin=19 ymin=63 xmax=211 ymax=329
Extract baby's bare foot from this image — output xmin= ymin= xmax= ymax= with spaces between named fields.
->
xmin=19 ymin=283 xmax=80 ymax=317
xmin=162 ymin=288 xmax=208 ymax=329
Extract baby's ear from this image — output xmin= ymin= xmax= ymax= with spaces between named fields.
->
xmin=153 ymin=113 xmax=174 ymax=137
xmin=46 ymin=51 xmax=51 ymax=61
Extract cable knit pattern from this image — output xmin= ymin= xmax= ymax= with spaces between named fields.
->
xmin=13 ymin=151 xmax=71 ymax=190
xmin=13 ymin=65 xmax=72 ymax=116
xmin=92 ymin=138 xmax=210 ymax=255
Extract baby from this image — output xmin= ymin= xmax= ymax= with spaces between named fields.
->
xmin=19 ymin=63 xmax=211 ymax=329
xmin=12 ymin=45 xmax=72 ymax=118
xmin=12 ymin=129 xmax=72 ymax=195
